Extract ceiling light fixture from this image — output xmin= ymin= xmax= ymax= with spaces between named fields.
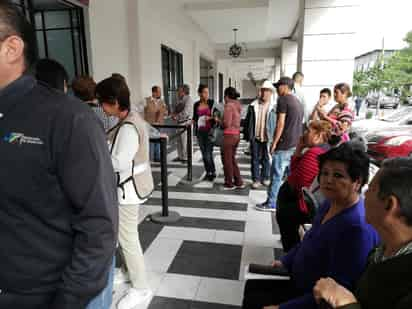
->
xmin=229 ymin=28 xmax=242 ymax=58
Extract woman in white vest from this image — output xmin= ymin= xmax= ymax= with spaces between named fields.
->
xmin=96 ymin=76 xmax=154 ymax=309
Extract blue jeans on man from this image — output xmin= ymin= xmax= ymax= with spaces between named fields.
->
xmin=256 ymin=148 xmax=295 ymax=211
xmin=150 ymin=142 xmax=161 ymax=162
xmin=86 ymin=257 xmax=115 ymax=309
xmin=250 ymin=139 xmax=270 ymax=182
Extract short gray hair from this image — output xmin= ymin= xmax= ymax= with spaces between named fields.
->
xmin=378 ymin=158 xmax=412 ymax=226
xmin=179 ymin=84 xmax=190 ymax=95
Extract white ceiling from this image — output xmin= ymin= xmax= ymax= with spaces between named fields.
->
xmin=183 ymin=0 xmax=300 ymax=81
xmin=184 ymin=0 xmax=300 ymax=49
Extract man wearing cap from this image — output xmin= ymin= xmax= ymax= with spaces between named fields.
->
xmin=244 ymin=80 xmax=277 ymax=189
xmin=256 ymin=77 xmax=304 ymax=211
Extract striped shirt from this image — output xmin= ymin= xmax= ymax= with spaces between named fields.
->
xmin=87 ymin=102 xmax=118 ymax=132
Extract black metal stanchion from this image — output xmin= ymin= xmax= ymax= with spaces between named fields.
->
xmin=153 ymin=123 xmax=193 ymax=183
xmin=151 ymin=135 xmax=180 ymax=223
xmin=186 ymin=123 xmax=193 ymax=181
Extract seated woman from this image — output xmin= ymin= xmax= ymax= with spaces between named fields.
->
xmin=242 ymin=143 xmax=380 ymax=309
xmin=314 ymin=158 xmax=412 ymax=309
xmin=276 ymin=120 xmax=332 ymax=252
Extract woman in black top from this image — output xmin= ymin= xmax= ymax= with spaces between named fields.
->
xmin=193 ymin=84 xmax=216 ymax=181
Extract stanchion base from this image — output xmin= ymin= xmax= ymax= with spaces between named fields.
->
xmin=151 ymin=211 xmax=181 ymax=223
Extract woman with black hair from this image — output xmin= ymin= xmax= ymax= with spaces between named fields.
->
xmin=35 ymin=58 xmax=69 ymax=93
xmin=193 ymin=84 xmax=216 ymax=181
xmin=221 ymin=87 xmax=244 ymax=190
xmin=96 ymin=76 xmax=154 ymax=309
xmin=242 ymin=143 xmax=379 ymax=309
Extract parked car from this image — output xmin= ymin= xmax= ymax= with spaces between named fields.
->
xmin=366 ymin=94 xmax=400 ymax=109
xmin=366 ymin=128 xmax=412 ymax=164
xmin=351 ymin=106 xmax=412 ymax=136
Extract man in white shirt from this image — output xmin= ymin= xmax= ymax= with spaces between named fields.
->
xmin=172 ymin=84 xmax=194 ymax=162
xmin=293 ymin=72 xmax=308 ymax=127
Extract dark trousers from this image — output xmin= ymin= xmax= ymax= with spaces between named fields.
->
xmin=250 ymin=139 xmax=270 ymax=182
xmin=222 ymin=134 xmax=243 ymax=187
xmin=276 ymin=182 xmax=315 ymax=252
xmin=242 ymin=279 xmax=300 ymax=309
xmin=197 ymin=131 xmax=216 ymax=176
xmin=0 ymin=292 xmax=54 ymax=309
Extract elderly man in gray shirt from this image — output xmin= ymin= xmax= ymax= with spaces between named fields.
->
xmin=173 ymin=84 xmax=194 ymax=161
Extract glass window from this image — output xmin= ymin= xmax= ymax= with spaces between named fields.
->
xmin=44 ymin=11 xmax=71 ymax=29
xmin=35 ymin=13 xmax=43 ymax=29
xmin=33 ymin=7 xmax=89 ymax=79
xmin=161 ymin=45 xmax=183 ymax=110
xmin=73 ymin=29 xmax=82 ymax=74
xmin=46 ymin=30 xmax=75 ymax=82
xmin=36 ymin=31 xmax=46 ymax=58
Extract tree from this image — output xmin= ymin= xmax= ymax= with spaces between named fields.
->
xmin=353 ymin=31 xmax=412 ymax=99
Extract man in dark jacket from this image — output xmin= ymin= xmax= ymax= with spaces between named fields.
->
xmin=0 ymin=2 xmax=118 ymax=308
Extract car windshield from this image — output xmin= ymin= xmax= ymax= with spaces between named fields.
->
xmin=383 ymin=108 xmax=412 ymax=122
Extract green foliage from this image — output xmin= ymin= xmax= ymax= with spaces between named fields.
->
xmin=353 ymin=31 xmax=412 ymax=99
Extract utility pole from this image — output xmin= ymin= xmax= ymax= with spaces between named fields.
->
xmin=376 ymin=37 xmax=385 ymax=117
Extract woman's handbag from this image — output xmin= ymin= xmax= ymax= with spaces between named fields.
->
xmin=209 ymin=124 xmax=224 ymax=147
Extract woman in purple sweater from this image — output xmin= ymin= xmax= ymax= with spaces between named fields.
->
xmin=242 ymin=143 xmax=380 ymax=309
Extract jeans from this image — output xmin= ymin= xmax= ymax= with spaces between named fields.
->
xmin=197 ymin=131 xmax=216 ymax=175
xmin=250 ymin=139 xmax=270 ymax=182
xmin=267 ymin=148 xmax=295 ymax=205
xmin=222 ymin=134 xmax=243 ymax=187
xmin=86 ymin=257 xmax=115 ymax=309
xmin=150 ymin=142 xmax=160 ymax=161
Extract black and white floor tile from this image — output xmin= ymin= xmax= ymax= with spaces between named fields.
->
xmin=112 ymin=138 xmax=283 ymax=309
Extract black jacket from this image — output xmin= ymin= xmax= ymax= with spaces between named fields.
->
xmin=0 ymin=76 xmax=118 ymax=308
xmin=339 ymin=251 xmax=412 ymax=309
xmin=243 ymin=104 xmax=256 ymax=142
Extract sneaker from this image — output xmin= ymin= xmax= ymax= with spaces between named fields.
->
xmin=221 ymin=185 xmax=236 ymax=191
xmin=262 ymin=179 xmax=271 ymax=187
xmin=255 ymin=201 xmax=277 ymax=212
xmin=251 ymin=181 xmax=261 ymax=189
xmin=206 ymin=174 xmax=216 ymax=182
xmin=236 ymin=183 xmax=246 ymax=189
xmin=117 ymin=288 xmax=153 ymax=309
xmin=114 ymin=268 xmax=130 ymax=286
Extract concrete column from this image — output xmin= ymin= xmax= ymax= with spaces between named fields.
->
xmin=274 ymin=56 xmax=282 ymax=81
xmin=280 ymin=39 xmax=298 ymax=77
xmin=299 ymin=0 xmax=361 ymax=106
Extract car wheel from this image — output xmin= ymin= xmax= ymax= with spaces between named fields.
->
xmin=393 ymin=104 xmax=398 ymax=109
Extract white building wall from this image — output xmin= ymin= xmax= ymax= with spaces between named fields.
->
xmin=242 ymin=80 xmax=258 ymax=99
xmin=299 ymin=0 xmax=361 ymax=108
xmin=281 ymin=39 xmax=298 ymax=77
xmin=88 ymin=0 xmax=130 ymax=84
xmin=87 ymin=0 xmax=216 ymax=105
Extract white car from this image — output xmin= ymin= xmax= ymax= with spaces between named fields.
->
xmin=352 ymin=107 xmax=412 ymax=136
